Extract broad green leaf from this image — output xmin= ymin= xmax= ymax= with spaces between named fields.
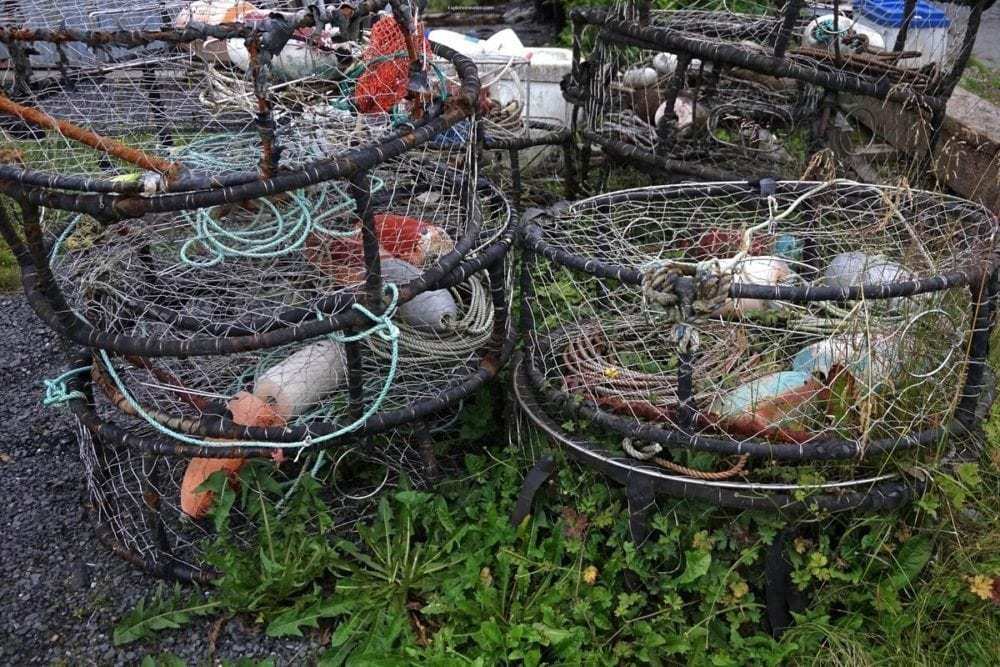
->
xmin=888 ymin=536 xmax=933 ymax=590
xmin=676 ymin=549 xmax=712 ymax=585
xmin=265 ymin=600 xmax=351 ymax=637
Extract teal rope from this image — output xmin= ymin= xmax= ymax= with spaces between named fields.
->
xmin=42 ymin=366 xmax=91 ymax=407
xmin=177 ymin=180 xmax=383 ymax=267
xmin=94 ymin=283 xmax=402 ymax=450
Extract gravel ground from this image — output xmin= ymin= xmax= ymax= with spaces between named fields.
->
xmin=0 ymin=294 xmax=320 ymax=665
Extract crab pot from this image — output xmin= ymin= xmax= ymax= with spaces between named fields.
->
xmin=515 ymin=180 xmax=998 ymax=515
xmin=0 ymin=1 xmax=524 ymax=580
xmin=0 ymin=0 xmax=479 ymax=201
xmin=5 ymin=158 xmax=517 ymax=579
xmin=565 ymin=0 xmax=990 ymax=186
xmin=30 ymin=167 xmax=514 ymax=580
xmin=429 ymin=51 xmax=577 ymax=210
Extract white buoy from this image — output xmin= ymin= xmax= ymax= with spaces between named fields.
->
xmin=381 ymin=258 xmax=459 ymax=334
xmin=792 ymin=333 xmax=901 ymax=381
xmin=622 ymin=67 xmax=659 ymax=89
xmin=803 ymin=15 xmax=885 ymax=53
xmin=253 ymin=340 xmax=348 ymax=419
xmin=652 ymin=53 xmax=676 ymax=76
xmin=173 ymin=0 xmax=258 ymax=63
xmin=653 ymin=95 xmax=695 ymax=129
xmin=723 ymin=257 xmax=796 ymax=314
xmin=825 ymin=251 xmax=914 ymax=309
xmin=227 ymin=36 xmax=345 ymax=81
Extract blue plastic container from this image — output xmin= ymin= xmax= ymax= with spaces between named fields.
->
xmin=855 ymin=0 xmax=950 ymax=29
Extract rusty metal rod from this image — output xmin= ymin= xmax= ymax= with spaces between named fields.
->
xmin=0 ymin=94 xmax=181 ymax=178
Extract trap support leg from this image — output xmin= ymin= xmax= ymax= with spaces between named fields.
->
xmin=509 ymin=455 xmax=557 ymax=526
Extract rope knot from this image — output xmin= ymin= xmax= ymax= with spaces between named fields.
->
xmin=642 ymin=260 xmax=733 ymax=319
xmin=42 ymin=366 xmax=91 ymax=407
xmin=341 ymin=282 xmax=401 ymax=345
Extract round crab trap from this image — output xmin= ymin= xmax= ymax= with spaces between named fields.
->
xmin=513 ymin=180 xmax=998 ymax=525
xmin=565 ymin=0 xmax=990 ymax=186
xmin=1 ymin=1 xmax=521 ymax=580
xmin=9 ymin=165 xmax=515 ymax=580
xmin=0 ymin=0 xmax=479 ymax=208
xmin=2 ymin=160 xmax=515 ymax=578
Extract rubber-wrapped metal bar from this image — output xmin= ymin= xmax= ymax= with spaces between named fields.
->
xmin=88 ymin=502 xmax=217 ymax=583
xmin=575 ymin=10 xmax=944 ymax=110
xmin=655 ymin=52 xmax=692 ymax=155
xmin=507 ymin=149 xmax=522 ymax=213
xmin=246 ymin=36 xmax=279 ymax=178
xmin=482 ymin=120 xmax=571 ymax=151
xmin=562 ymin=133 xmax=578 ymax=201
xmin=523 ymin=333 xmax=956 ymax=461
xmin=954 ymin=270 xmax=995 ymax=425
xmin=513 ymin=356 xmax=925 ymax=512
xmin=521 ymin=222 xmax=991 ymax=302
xmin=18 ymin=200 xmax=79 ymax=330
xmin=893 ymin=0 xmax=919 ymax=52
xmin=583 ymin=129 xmax=734 ymax=181
xmin=518 ymin=225 xmax=538 ymax=349
xmin=772 ymin=0 xmax=805 ymax=59
xmin=0 ymin=197 xmax=32 ymax=266
xmin=933 ymin=0 xmax=988 ymax=98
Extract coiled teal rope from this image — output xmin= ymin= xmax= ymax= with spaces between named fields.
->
xmin=177 ymin=183 xmax=363 ymax=267
xmin=171 ymin=133 xmax=385 ymax=267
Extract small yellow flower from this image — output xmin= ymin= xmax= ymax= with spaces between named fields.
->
xmin=729 ymin=580 xmax=749 ymax=600
xmin=582 ymin=565 xmax=599 ymax=585
xmin=967 ymin=575 xmax=994 ymax=601
xmin=480 ymin=567 xmax=493 ymax=587
xmin=603 ymin=367 xmax=621 ymax=380
xmin=693 ymin=531 xmax=713 ymax=551
xmin=793 ymin=537 xmax=811 ymax=554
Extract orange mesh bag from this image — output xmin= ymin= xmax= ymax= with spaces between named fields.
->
xmin=354 ymin=15 xmax=431 ymax=114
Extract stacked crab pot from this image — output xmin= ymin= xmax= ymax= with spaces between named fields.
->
xmin=0 ymin=0 xmax=515 ymax=581
xmin=565 ymin=0 xmax=990 ymax=185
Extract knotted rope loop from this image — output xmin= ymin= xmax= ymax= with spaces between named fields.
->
xmin=622 ymin=437 xmax=662 ymax=461
xmin=671 ymin=322 xmax=700 ymax=355
xmin=641 ymin=259 xmax=733 ymax=319
xmin=333 ymin=281 xmax=401 ymax=347
xmin=42 ymin=366 xmax=91 ymax=406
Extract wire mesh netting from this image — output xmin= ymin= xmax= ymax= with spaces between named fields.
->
xmin=590 ymin=0 xmax=987 ymax=99
xmin=0 ymin=0 xmax=479 ymax=200
xmin=578 ymin=42 xmax=825 ymax=180
xmin=76 ymin=397 xmax=445 ymax=581
xmin=518 ymin=180 xmax=998 ymax=505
